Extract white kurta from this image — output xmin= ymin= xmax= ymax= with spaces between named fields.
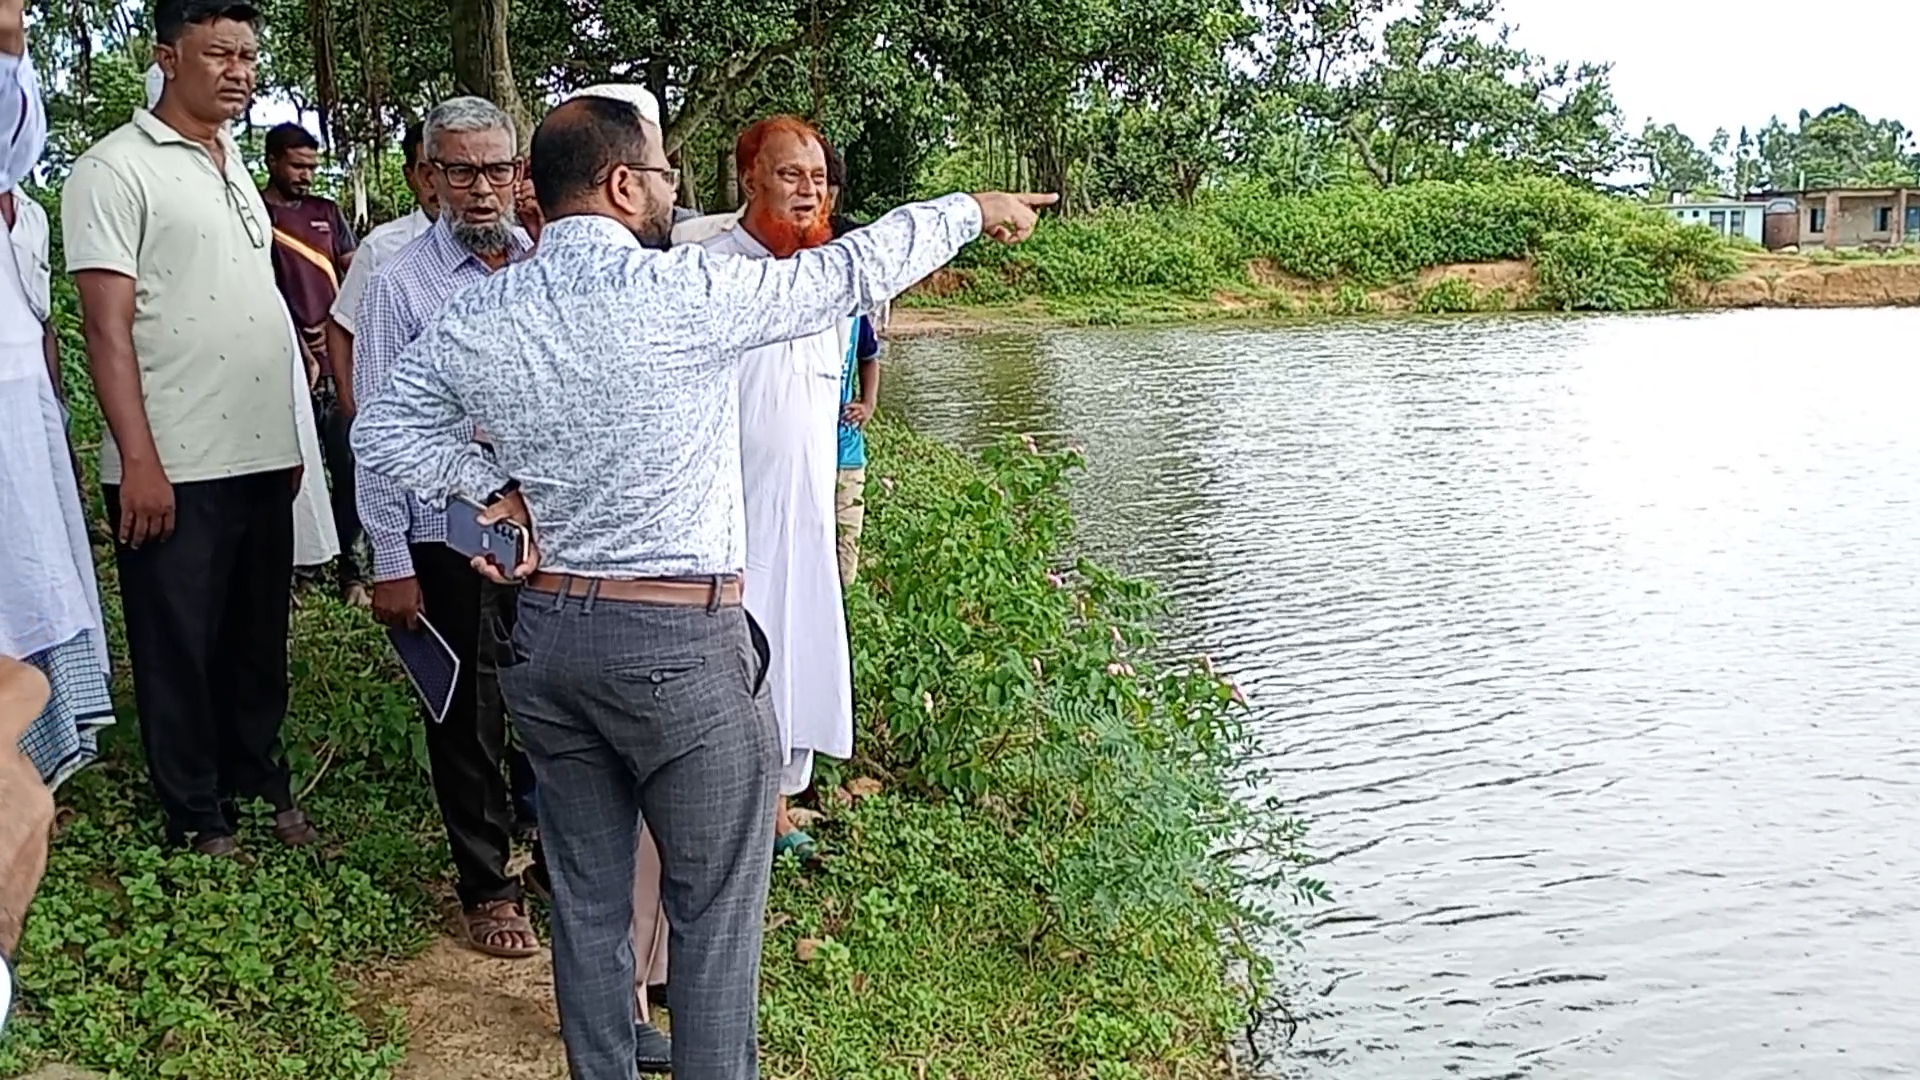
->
xmin=698 ymin=223 xmax=854 ymax=786
xmin=0 ymin=217 xmax=106 ymax=671
xmin=284 ymin=301 xmax=339 ymax=568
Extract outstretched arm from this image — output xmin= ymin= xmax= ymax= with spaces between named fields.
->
xmin=705 ymin=192 xmax=1053 ymax=355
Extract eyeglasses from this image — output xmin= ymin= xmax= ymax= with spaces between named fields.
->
xmin=225 ymin=178 xmax=265 ymax=248
xmin=432 ymin=159 xmax=522 ymax=189
xmin=633 ymin=164 xmax=680 ymax=189
xmin=596 ymin=162 xmax=680 ymax=189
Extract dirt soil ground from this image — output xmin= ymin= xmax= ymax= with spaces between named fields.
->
xmin=371 ymin=931 xmax=569 ymax=1079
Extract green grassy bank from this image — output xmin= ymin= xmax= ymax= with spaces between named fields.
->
xmin=913 ymin=178 xmax=1748 ymax=324
xmin=3 ymin=290 xmax=1316 ymax=1080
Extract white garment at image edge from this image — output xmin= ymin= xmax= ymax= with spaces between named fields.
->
xmin=144 ymin=63 xmax=337 ymax=565
xmin=284 ymin=303 xmax=339 ymax=567
xmin=696 ymin=220 xmax=855 ymax=795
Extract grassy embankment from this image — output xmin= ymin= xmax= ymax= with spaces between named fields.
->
xmin=1 ymin=233 xmax=1319 ymax=1078
xmin=898 ymin=177 xmax=1920 ymax=330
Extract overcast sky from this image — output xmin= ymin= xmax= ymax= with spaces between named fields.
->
xmin=1498 ymin=0 xmax=1920 ymax=141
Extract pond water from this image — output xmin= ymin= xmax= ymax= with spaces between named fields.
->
xmin=882 ymin=308 xmax=1920 ymax=1080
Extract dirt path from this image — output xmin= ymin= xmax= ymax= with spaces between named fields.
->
xmin=370 ymin=936 xmax=568 ymax=1080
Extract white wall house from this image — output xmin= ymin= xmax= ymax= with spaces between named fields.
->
xmin=1661 ymin=197 xmax=1766 ymax=244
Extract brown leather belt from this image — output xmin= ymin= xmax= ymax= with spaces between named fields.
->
xmin=524 ymin=572 xmax=743 ymax=608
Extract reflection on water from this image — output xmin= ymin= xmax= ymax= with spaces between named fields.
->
xmin=883 ymin=309 xmax=1920 ymax=1080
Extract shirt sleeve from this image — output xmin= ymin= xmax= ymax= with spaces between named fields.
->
xmin=350 ymin=271 xmax=425 ymax=581
xmin=331 ymin=238 xmax=374 ymax=331
xmin=0 ymin=47 xmax=46 ymax=193
xmin=60 ymin=154 xmax=144 ymax=276
xmin=704 ymin=193 xmax=980 ymax=356
xmin=331 ymin=203 xmax=358 ymax=257
xmin=350 ymin=316 xmax=511 ymax=528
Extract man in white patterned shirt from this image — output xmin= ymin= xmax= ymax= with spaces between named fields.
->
xmin=351 ymin=95 xmax=544 ymax=960
xmin=352 ymin=87 xmax=1050 ymax=1080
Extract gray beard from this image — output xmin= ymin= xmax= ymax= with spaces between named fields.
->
xmin=445 ymin=205 xmax=516 ymax=256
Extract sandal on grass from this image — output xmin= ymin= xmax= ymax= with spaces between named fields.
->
xmin=773 ymin=830 xmax=819 ymax=864
xmin=192 ymin=832 xmax=240 ymax=858
xmin=463 ymin=899 xmax=541 ymax=959
xmin=272 ymin=808 xmax=322 ymax=847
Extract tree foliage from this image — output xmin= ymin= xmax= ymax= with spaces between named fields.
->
xmin=35 ymin=0 xmax=1920 ymax=220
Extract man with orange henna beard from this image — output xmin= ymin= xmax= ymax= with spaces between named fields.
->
xmin=681 ymin=116 xmax=848 ymax=862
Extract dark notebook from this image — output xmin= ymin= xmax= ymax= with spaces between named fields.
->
xmin=387 ymin=615 xmax=460 ymax=724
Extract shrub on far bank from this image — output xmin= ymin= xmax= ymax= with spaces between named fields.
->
xmin=950 ymin=177 xmax=1742 ymax=312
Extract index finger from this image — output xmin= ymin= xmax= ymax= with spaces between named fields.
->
xmin=1017 ymin=193 xmax=1060 ymax=208
xmin=470 ymin=553 xmax=514 ymax=585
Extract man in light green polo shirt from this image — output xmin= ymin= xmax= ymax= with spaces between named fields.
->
xmin=61 ymin=0 xmax=320 ymax=856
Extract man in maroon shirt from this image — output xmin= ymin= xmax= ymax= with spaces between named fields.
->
xmin=262 ymin=122 xmax=364 ymax=603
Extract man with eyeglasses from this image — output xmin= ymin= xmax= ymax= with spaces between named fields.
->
xmin=351 ymin=94 xmax=546 ymax=963
xmin=61 ymin=0 xmax=322 ymax=856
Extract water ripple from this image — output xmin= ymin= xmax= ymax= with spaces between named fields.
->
xmin=887 ymin=309 xmax=1920 ymax=1079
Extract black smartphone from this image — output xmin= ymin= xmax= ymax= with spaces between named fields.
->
xmin=444 ymin=495 xmax=530 ymax=578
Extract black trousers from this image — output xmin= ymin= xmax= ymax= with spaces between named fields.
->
xmin=412 ymin=542 xmax=523 ymax=906
xmin=313 ymin=383 xmax=363 ymax=585
xmin=107 ymin=469 xmax=297 ymax=841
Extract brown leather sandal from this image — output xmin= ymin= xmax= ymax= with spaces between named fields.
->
xmin=463 ymin=899 xmax=541 ymax=959
xmin=272 ymin=808 xmax=322 ymax=847
xmin=192 ymin=832 xmax=240 ymax=858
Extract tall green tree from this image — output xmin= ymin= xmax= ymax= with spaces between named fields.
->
xmin=1260 ymin=0 xmax=1625 ymax=187
xmin=1635 ymin=121 xmax=1725 ymax=197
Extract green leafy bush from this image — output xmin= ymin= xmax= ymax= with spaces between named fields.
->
xmin=946 ymin=177 xmax=1742 ymax=311
xmin=848 ymin=422 xmax=1322 ymax=954
xmin=1416 ymin=277 xmax=1484 ymax=313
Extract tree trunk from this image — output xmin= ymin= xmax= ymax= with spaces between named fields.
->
xmin=447 ymin=0 xmax=531 ymax=149
xmin=715 ymin=144 xmax=739 ymax=211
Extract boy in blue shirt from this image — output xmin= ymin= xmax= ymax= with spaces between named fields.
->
xmin=836 ymin=312 xmax=880 ymax=583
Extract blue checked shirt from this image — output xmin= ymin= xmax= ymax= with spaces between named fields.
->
xmin=352 ymin=217 xmax=533 ymax=582
xmin=351 ymin=195 xmax=982 ymax=579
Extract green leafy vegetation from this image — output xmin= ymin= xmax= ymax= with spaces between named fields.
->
xmin=768 ymin=422 xmax=1325 ymax=1077
xmin=1415 ymin=277 xmax=1483 ymax=314
xmin=937 ymin=178 xmax=1741 ymax=313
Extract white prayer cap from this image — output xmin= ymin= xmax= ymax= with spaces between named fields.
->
xmin=563 ymin=83 xmax=661 ymax=126
xmin=145 ymin=64 xmax=164 ymax=110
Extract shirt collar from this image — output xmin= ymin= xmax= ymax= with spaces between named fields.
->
xmin=131 ymin=109 xmax=240 ymax=161
xmin=726 ymin=223 xmax=772 ymax=258
xmin=539 ymin=214 xmax=645 ymax=251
